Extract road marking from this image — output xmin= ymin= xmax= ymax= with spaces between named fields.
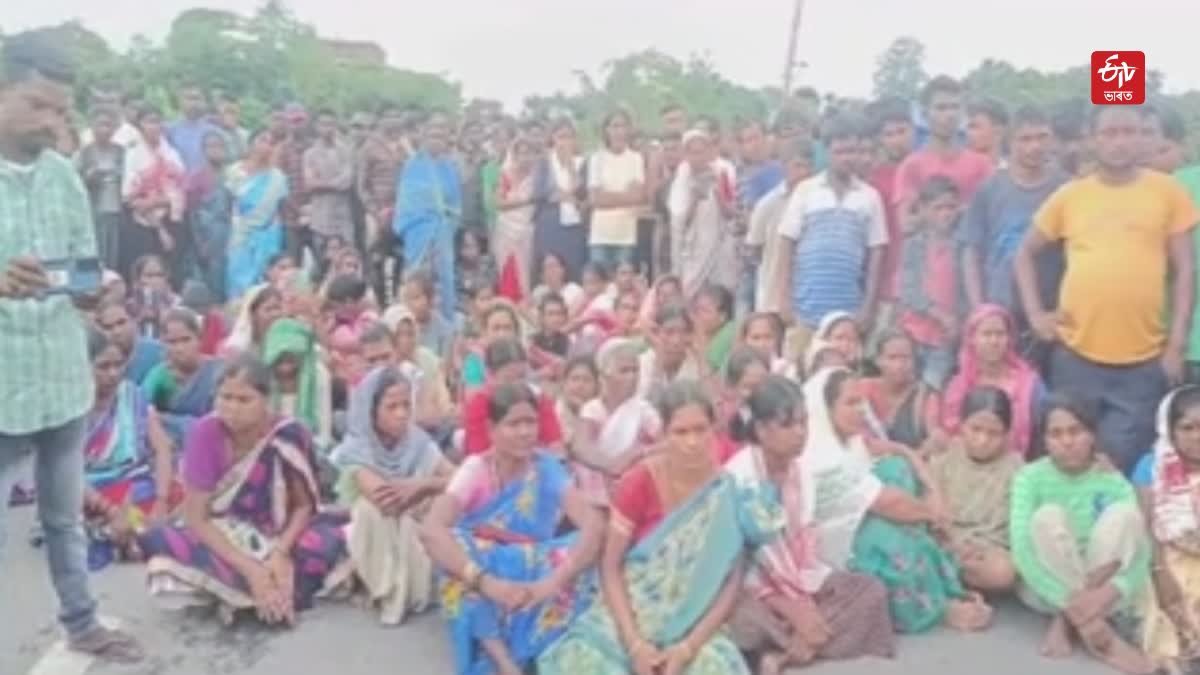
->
xmin=27 ymin=617 xmax=121 ymax=675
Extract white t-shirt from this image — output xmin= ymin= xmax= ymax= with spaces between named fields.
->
xmin=587 ymin=148 xmax=645 ymax=246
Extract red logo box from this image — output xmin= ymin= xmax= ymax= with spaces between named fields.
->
xmin=1091 ymin=51 xmax=1145 ymax=105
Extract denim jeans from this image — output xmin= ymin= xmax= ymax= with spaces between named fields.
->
xmin=403 ymin=227 xmax=457 ymax=323
xmin=1049 ymin=345 xmax=1166 ymax=474
xmin=0 ymin=416 xmax=98 ymax=638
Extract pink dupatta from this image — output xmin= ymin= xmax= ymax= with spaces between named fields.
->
xmin=942 ymin=304 xmax=1039 ymax=455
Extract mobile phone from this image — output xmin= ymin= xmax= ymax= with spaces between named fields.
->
xmin=42 ymin=257 xmax=103 ymax=296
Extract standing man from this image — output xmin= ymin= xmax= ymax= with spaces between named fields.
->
xmin=660 ymin=103 xmax=688 ymax=136
xmin=165 ymin=82 xmax=219 ymax=174
xmin=78 ymin=82 xmax=140 ymax=150
xmin=735 ymin=118 xmax=785 ymax=315
xmin=780 ymin=115 xmax=888 ymax=356
xmin=966 ymin=97 xmax=1009 ymax=167
xmin=278 ymin=102 xmax=313 ymax=264
xmin=866 ymin=98 xmax=915 ymax=315
xmin=347 ymin=109 xmax=376 ymax=257
xmin=0 ymin=31 xmax=144 ymax=663
xmin=358 ymin=103 xmax=408 ymax=304
xmin=893 ymin=76 xmax=993 ymax=228
xmin=303 ymin=108 xmax=354 ymax=272
xmin=76 ymin=105 xmax=125 ymax=272
xmin=393 ymin=109 xmax=461 ymax=322
xmin=963 ymin=105 xmax=1069 ymax=316
xmin=1015 ymin=105 xmax=1197 ymax=472
xmin=215 ymin=94 xmax=247 ymax=160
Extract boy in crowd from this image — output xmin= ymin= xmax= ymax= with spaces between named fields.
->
xmin=966 ymin=97 xmax=1010 ymax=166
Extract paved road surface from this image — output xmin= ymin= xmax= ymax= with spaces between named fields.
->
xmin=3 ymin=505 xmax=1112 ymax=674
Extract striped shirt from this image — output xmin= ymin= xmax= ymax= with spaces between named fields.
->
xmin=0 ymin=151 xmax=97 ymax=434
xmin=779 ymin=171 xmax=888 ymax=328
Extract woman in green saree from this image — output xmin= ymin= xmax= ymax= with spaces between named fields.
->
xmin=539 ymin=379 xmax=784 ymax=675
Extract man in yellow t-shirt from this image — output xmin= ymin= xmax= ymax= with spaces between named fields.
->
xmin=1015 ymin=105 xmax=1197 ymax=472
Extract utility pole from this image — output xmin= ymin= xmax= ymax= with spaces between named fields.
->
xmin=781 ymin=0 xmax=806 ymax=99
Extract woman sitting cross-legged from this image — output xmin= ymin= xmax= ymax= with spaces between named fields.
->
xmin=140 ymin=355 xmax=350 ymax=626
xmin=420 ymin=382 xmax=604 ymax=675
xmin=84 ymin=328 xmax=179 ymax=565
xmin=929 ymin=386 xmax=1022 ymax=594
xmin=1010 ymin=392 xmax=1153 ymax=674
xmin=538 ymin=379 xmax=784 ymax=675
xmin=331 ymin=366 xmax=455 ymax=625
xmin=726 ymin=375 xmax=896 ymax=674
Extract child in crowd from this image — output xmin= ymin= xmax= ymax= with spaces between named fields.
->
xmin=692 ymin=283 xmax=737 ymax=373
xmin=574 ymin=261 xmax=616 ymax=319
xmin=129 ymin=254 xmax=177 ymax=339
xmin=529 ymin=292 xmax=572 ymax=383
xmin=459 ymin=302 xmax=521 ymax=397
xmin=897 ymin=176 xmax=962 ymax=390
xmin=454 ymin=227 xmax=496 ymax=316
xmin=402 ymin=270 xmax=455 ymax=359
xmin=322 ymin=274 xmax=378 ymax=386
xmin=556 ymin=356 xmax=599 ymax=456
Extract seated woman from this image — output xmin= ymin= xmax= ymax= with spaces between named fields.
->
xmin=462 ymin=338 xmax=563 ymax=456
xmin=221 ymin=284 xmax=285 ymax=357
xmin=383 ymin=305 xmax=457 ymax=438
xmin=804 ymin=367 xmax=989 ymax=634
xmin=322 ymin=274 xmax=379 ymax=386
xmin=141 ymin=309 xmax=223 ymax=448
xmin=530 ymin=252 xmax=584 ymax=314
xmin=860 ymin=330 xmax=945 ymax=456
xmin=141 ymin=355 xmax=349 ymax=625
xmin=637 ymin=274 xmax=683 ymax=334
xmin=538 ymin=380 xmax=782 ymax=675
xmin=1138 ymin=386 xmax=1200 ymax=672
xmin=726 ymin=376 xmax=895 ymax=674
xmin=574 ymin=339 xmax=662 ymax=503
xmin=636 ymin=302 xmax=705 ymax=400
xmin=692 ymin=283 xmax=737 ymax=374
xmin=420 ymin=382 xmax=604 ymax=675
xmin=85 ymin=328 xmax=178 ymax=565
xmin=1010 ymin=393 xmax=1153 ymax=674
xmin=929 ymin=386 xmax=1022 ymax=593
xmin=93 ymin=298 xmax=165 ymax=384
xmin=942 ymin=304 xmax=1044 ymax=458
xmin=555 ymin=356 xmax=599 ymax=455
xmin=460 ymin=303 xmax=522 ymax=398
xmin=804 ymin=311 xmax=863 ymax=373
xmin=741 ymin=312 xmax=789 ymax=375
xmin=331 ymin=366 xmax=454 ymax=625
xmin=262 ymin=318 xmax=335 ymax=451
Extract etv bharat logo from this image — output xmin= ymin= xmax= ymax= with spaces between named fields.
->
xmin=1091 ymin=51 xmax=1145 ymax=105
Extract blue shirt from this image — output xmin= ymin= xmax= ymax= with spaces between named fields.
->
xmin=738 ymin=161 xmax=785 ymax=209
xmin=1131 ymin=453 xmax=1154 ymax=487
xmin=779 ymin=172 xmax=889 ymax=327
xmin=167 ymin=118 xmax=222 ymax=174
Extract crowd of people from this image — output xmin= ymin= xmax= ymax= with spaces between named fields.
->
xmin=6 ymin=26 xmax=1200 ymax=675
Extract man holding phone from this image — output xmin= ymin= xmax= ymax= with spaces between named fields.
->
xmin=0 ymin=31 xmax=143 ymax=663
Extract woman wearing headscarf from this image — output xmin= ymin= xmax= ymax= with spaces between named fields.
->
xmin=262 ymin=318 xmax=334 ymax=451
xmin=221 ymin=285 xmax=285 ymax=357
xmin=1135 ymin=386 xmax=1200 ymax=672
xmin=331 ymin=366 xmax=454 ymax=625
xmin=942 ymin=304 xmax=1045 ymax=458
xmin=802 ymin=367 xmax=989 ymax=634
xmin=667 ymin=128 xmax=739 ymax=300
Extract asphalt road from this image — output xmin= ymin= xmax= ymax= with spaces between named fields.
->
xmin=2 ymin=504 xmax=1113 ymax=675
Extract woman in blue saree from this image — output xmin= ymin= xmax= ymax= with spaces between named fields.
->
xmin=393 ymin=109 xmax=461 ymax=323
xmin=227 ymin=129 xmax=288 ymax=300
xmin=141 ymin=309 xmax=223 ymax=449
xmin=420 ymin=382 xmax=604 ymax=675
xmin=538 ymin=379 xmax=785 ymax=675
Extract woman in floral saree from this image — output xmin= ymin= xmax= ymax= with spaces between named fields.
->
xmin=420 ymin=382 xmax=604 ymax=675
xmin=85 ymin=329 xmax=178 ymax=565
xmin=726 ymin=375 xmax=895 ymax=674
xmin=226 ymin=130 xmax=288 ymax=300
xmin=141 ymin=355 xmax=349 ymax=625
xmin=538 ymin=379 xmax=782 ymax=675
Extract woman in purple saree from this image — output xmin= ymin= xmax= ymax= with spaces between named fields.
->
xmin=140 ymin=355 xmax=349 ymax=625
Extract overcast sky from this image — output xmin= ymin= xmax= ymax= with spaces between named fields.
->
xmin=6 ymin=0 xmax=1197 ymax=108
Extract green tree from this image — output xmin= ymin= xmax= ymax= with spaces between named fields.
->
xmin=873 ymin=36 xmax=928 ymax=101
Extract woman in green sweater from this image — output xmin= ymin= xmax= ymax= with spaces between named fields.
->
xmin=1010 ymin=392 xmax=1154 ymax=674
